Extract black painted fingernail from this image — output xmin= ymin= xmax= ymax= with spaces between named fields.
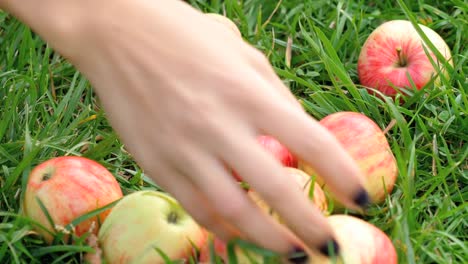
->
xmin=353 ymin=188 xmax=371 ymax=208
xmin=287 ymin=246 xmax=308 ymax=264
xmin=318 ymin=239 xmax=340 ymax=257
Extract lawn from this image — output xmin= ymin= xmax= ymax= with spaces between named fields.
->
xmin=0 ymin=0 xmax=467 ymax=263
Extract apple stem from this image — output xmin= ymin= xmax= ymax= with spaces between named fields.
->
xmin=396 ymin=47 xmax=407 ymax=67
xmin=41 ymin=172 xmax=52 ymax=181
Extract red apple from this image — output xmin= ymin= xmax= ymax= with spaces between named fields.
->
xmin=233 ymin=135 xmax=298 ymax=181
xmin=308 ymin=215 xmax=398 ymax=264
xmin=299 ymin=112 xmax=398 ymax=208
xmin=358 ymin=20 xmax=452 ymax=97
xmin=257 ymin=135 xmax=298 ymax=168
xmin=205 ymin=13 xmax=242 ymax=37
xmin=98 ymin=190 xmax=207 ymax=264
xmin=23 ymin=156 xmax=123 ymax=243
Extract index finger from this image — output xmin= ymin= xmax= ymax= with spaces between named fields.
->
xmin=253 ymin=94 xmax=369 ymax=211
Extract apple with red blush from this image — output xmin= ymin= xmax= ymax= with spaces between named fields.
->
xmin=358 ymin=20 xmax=452 ymax=97
xmin=299 ymin=112 xmax=398 ymax=210
xmin=23 ymin=156 xmax=123 ymax=243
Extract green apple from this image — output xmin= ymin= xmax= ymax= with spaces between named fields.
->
xmin=98 ymin=190 xmax=207 ymax=264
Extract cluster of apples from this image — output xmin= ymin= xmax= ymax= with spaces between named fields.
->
xmin=22 ymin=155 xmax=202 ymax=263
xmin=197 ymin=111 xmax=400 ymax=264
xmin=23 ymin=111 xmax=398 ymax=264
xmin=23 ymin=112 xmax=398 ymax=264
xmin=22 ymin=13 xmax=453 ymax=264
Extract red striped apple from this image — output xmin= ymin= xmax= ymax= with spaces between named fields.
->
xmin=24 ymin=156 xmax=123 ymax=243
xmin=308 ymin=215 xmax=398 ymax=264
xmin=233 ymin=135 xmax=298 ymax=181
xmin=358 ymin=20 xmax=452 ymax=97
xmin=205 ymin=13 xmax=242 ymax=37
xmin=98 ymin=190 xmax=207 ymax=264
xmin=299 ymin=112 xmax=398 ymax=209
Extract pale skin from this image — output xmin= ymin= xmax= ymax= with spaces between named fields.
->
xmin=0 ymin=0 xmax=370 ymax=260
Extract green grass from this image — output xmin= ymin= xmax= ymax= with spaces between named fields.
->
xmin=0 ymin=0 xmax=467 ymax=263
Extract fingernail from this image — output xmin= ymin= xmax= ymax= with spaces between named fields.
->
xmin=287 ymin=246 xmax=308 ymax=264
xmin=318 ymin=239 xmax=340 ymax=257
xmin=353 ymin=188 xmax=371 ymax=208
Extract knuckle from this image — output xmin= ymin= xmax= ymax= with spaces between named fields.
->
xmin=179 ymin=96 xmax=221 ymax=134
xmin=217 ymin=199 xmax=248 ymax=222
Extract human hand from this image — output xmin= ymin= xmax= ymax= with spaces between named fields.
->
xmin=5 ymin=0 xmax=370 ymax=260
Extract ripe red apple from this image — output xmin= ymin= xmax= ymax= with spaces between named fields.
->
xmin=23 ymin=156 xmax=123 ymax=243
xmin=257 ymin=135 xmax=298 ymax=168
xmin=98 ymin=190 xmax=207 ymax=264
xmin=358 ymin=20 xmax=452 ymax=97
xmin=205 ymin=13 xmax=242 ymax=37
xmin=308 ymin=215 xmax=398 ymax=264
xmin=232 ymin=135 xmax=298 ymax=181
xmin=299 ymin=112 xmax=398 ymax=208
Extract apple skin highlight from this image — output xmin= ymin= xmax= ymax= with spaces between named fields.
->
xmin=358 ymin=20 xmax=452 ymax=97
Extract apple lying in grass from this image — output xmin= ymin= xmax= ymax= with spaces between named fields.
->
xmin=205 ymin=13 xmax=242 ymax=37
xmin=233 ymin=135 xmax=298 ymax=181
xmin=98 ymin=190 xmax=207 ymax=264
xmin=299 ymin=112 xmax=398 ymax=209
xmin=23 ymin=156 xmax=123 ymax=243
xmin=309 ymin=215 xmax=398 ymax=264
xmin=358 ymin=20 xmax=452 ymax=97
